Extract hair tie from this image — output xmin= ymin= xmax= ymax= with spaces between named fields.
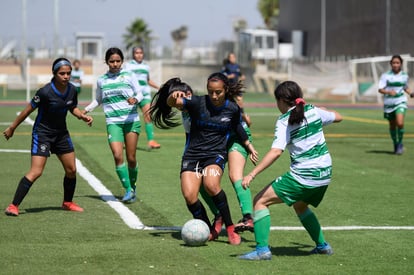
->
xmin=295 ymin=98 xmax=306 ymax=105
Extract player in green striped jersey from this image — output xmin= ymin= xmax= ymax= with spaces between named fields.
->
xmin=378 ymin=54 xmax=413 ymax=155
xmin=84 ymin=48 xmax=143 ymax=203
xmin=239 ymin=81 xmax=342 ymax=260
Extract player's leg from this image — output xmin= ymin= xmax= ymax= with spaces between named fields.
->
xmin=57 ymin=152 xmax=83 ymax=212
xmin=395 ymin=108 xmax=406 ymax=154
xmin=385 ymin=111 xmax=398 ymax=153
xmin=124 ymin=121 xmax=140 ymax=192
xmin=141 ymin=102 xmax=160 ymax=149
xmin=228 ymin=148 xmax=254 ymax=233
xmin=5 ymin=155 xmax=48 ymax=216
xmin=239 ymin=182 xmax=281 ymax=260
xmin=107 ymin=124 xmax=133 ymax=200
xmin=181 ymin=171 xmax=210 ymax=227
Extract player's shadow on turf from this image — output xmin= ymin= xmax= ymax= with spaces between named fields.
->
xmin=366 ymin=150 xmax=395 ymax=155
xmin=83 ymin=194 xmax=121 ymax=202
xmin=25 ymin=206 xmax=63 ymax=213
xmin=149 ymin=230 xmax=182 ymax=240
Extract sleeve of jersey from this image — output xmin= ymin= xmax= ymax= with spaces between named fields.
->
xmin=130 ymin=75 xmax=144 ymax=102
xmin=233 ymin=109 xmax=248 ymax=142
xmin=85 ymin=80 xmax=103 ymax=112
xmin=271 ymin=119 xmax=288 ymax=150
xmin=378 ymin=73 xmax=387 ymax=89
xmin=30 ymin=88 xmax=43 ymax=109
xmin=316 ymin=107 xmax=336 ymax=126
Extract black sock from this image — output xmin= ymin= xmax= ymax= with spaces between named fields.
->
xmin=187 ymin=199 xmax=211 ymax=227
xmin=212 ymin=190 xmax=233 ymax=227
xmin=63 ymin=176 xmax=76 ymax=202
xmin=12 ymin=176 xmax=33 ymax=206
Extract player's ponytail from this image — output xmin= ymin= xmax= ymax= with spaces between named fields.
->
xmin=274 ymin=81 xmax=306 ymax=125
xmin=150 ymin=78 xmax=193 ymax=129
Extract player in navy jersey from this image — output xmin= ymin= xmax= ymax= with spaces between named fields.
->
xmin=221 ymin=53 xmax=245 ymax=85
xmin=3 ymin=58 xmax=93 ymax=216
xmin=150 ymin=73 xmax=258 ymax=245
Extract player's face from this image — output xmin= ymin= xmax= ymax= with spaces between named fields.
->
xmin=107 ymin=54 xmax=123 ymax=74
xmin=391 ymin=58 xmax=402 ymax=73
xmin=207 ymin=80 xmax=226 ymax=107
xmin=54 ymin=65 xmax=71 ymax=87
xmin=133 ymin=49 xmax=144 ymax=62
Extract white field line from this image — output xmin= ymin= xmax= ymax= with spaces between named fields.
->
xmin=2 ymin=114 xmax=414 ymax=231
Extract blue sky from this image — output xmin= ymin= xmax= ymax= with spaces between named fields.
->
xmin=1 ymin=0 xmax=264 ymax=49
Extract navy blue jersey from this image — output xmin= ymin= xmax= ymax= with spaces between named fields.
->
xmin=31 ymin=81 xmax=78 ymax=135
xmin=182 ymin=95 xmax=248 ymax=159
xmin=221 ymin=63 xmax=242 ymax=85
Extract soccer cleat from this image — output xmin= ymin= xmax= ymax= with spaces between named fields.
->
xmin=121 ymin=190 xmax=136 ymax=203
xmin=212 ymin=215 xmax=223 ymax=235
xmin=5 ymin=204 xmax=19 ymax=216
xmin=239 ymin=247 xmax=272 ymax=261
xmin=208 ymin=229 xmax=219 ymax=241
xmin=62 ymin=201 xmax=84 ymax=212
xmin=310 ymin=242 xmax=334 ymax=255
xmin=234 ymin=217 xmax=254 ymax=233
xmin=148 ymin=140 xmax=161 ymax=149
xmin=226 ymin=225 xmax=241 ymax=245
xmin=395 ymin=143 xmax=404 ymax=155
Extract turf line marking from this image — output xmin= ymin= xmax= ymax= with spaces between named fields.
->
xmin=21 ymin=114 xmax=145 ymax=230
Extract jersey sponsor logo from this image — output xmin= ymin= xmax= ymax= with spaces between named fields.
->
xmin=33 ymin=95 xmax=40 ymax=103
xmin=66 ymin=100 xmax=73 ymax=105
xmin=220 ymin=117 xmax=231 ymax=122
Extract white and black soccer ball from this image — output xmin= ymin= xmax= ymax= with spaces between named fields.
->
xmin=181 ymin=219 xmax=210 ymax=246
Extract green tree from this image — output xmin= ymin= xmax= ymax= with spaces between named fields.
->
xmin=123 ymin=18 xmax=152 ymax=52
xmin=257 ymin=0 xmax=279 ymax=29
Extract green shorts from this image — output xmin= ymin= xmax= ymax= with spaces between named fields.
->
xmin=106 ymin=121 xmax=141 ymax=143
xmin=228 ymin=141 xmax=248 ymax=158
xmin=384 ymin=107 xmax=406 ymax=120
xmin=272 ymin=172 xmax=328 ymax=207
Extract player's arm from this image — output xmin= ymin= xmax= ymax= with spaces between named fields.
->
xmin=167 ymin=91 xmax=185 ymax=109
xmin=242 ymin=148 xmax=283 ymax=189
xmin=3 ymin=103 xmax=35 ymax=140
xmin=71 ymin=107 xmax=93 ymax=126
xmin=147 ymin=75 xmax=159 ymax=90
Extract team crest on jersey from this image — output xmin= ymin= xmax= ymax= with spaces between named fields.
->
xmin=40 ymin=144 xmax=47 ymax=152
xmin=33 ymin=95 xmax=40 ymax=103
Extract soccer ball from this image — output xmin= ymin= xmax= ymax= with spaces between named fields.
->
xmin=181 ymin=219 xmax=210 ymax=246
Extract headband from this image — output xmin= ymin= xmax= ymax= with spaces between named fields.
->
xmin=53 ymin=60 xmax=72 ymax=72
xmin=295 ymin=98 xmax=306 ymax=105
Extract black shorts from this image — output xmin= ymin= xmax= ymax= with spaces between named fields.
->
xmin=180 ymin=155 xmax=226 ymax=174
xmin=31 ymin=130 xmax=74 ymax=157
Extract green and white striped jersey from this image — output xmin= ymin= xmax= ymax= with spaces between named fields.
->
xmin=124 ymin=60 xmax=151 ymax=99
xmin=70 ymin=69 xmax=83 ymax=88
xmin=272 ymin=105 xmax=336 ymax=187
xmin=85 ymin=70 xmax=143 ymax=125
xmin=378 ymin=70 xmax=409 ymax=113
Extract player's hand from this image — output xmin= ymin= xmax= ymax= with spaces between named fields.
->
xmin=171 ymin=91 xmax=186 ymax=98
xmin=80 ymin=114 xmax=93 ymax=127
xmin=241 ymin=174 xmax=255 ymax=189
xmin=127 ymin=97 xmax=138 ymax=105
xmin=3 ymin=126 xmax=15 ymax=140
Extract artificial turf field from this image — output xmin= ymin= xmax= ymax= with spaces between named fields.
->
xmin=0 ymin=91 xmax=413 ymax=274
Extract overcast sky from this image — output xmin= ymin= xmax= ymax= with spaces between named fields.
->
xmin=0 ymin=0 xmax=264 ymax=50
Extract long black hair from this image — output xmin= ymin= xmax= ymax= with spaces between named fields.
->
xmin=274 ymin=81 xmax=306 ymax=125
xmin=207 ymin=72 xmax=244 ymax=101
xmin=149 ymin=77 xmax=193 ymax=129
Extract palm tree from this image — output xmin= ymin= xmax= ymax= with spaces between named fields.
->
xmin=257 ymin=0 xmax=279 ymax=29
xmin=123 ymin=18 xmax=152 ymax=53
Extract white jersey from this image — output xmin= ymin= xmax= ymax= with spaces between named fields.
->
xmin=378 ymin=70 xmax=409 ymax=113
xmin=70 ymin=69 xmax=84 ymax=88
xmin=272 ymin=105 xmax=336 ymax=187
xmin=124 ymin=60 xmax=151 ymax=99
xmin=85 ymin=69 xmax=143 ymax=125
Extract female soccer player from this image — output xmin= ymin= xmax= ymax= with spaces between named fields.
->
xmin=124 ymin=46 xmax=161 ymax=149
xmin=84 ymin=47 xmax=143 ymax=203
xmin=150 ymin=74 xmax=258 ymax=245
xmin=69 ymin=59 xmax=84 ymax=94
xmin=3 ymin=57 xmax=93 ymax=216
xmin=239 ymin=81 xmax=342 ymax=260
xmin=378 ymin=54 xmax=413 ymax=155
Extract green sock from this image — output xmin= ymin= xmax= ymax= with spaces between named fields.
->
xmin=199 ymin=185 xmax=219 ymax=216
xmin=397 ymin=128 xmax=405 ymax=144
xmin=298 ymin=208 xmax=325 ymax=246
xmin=390 ymin=129 xmax=397 ymax=145
xmin=232 ymin=179 xmax=253 ymax=215
xmin=115 ymin=163 xmax=131 ymax=191
xmin=145 ymin=122 xmax=155 ymax=141
xmin=128 ymin=165 xmax=138 ymax=190
xmin=253 ymin=209 xmax=271 ymax=248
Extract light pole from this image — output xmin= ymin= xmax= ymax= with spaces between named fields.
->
xmin=385 ymin=0 xmax=390 ymax=55
xmin=321 ymin=0 xmax=326 ymax=60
